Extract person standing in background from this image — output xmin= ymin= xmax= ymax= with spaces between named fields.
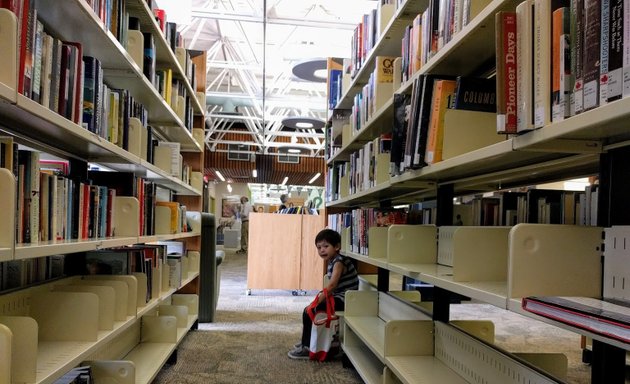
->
xmin=237 ymin=196 xmax=252 ymax=254
xmin=279 ymin=194 xmax=288 ymax=211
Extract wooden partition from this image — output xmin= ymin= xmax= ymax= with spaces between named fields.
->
xmin=247 ymin=213 xmax=325 ymax=291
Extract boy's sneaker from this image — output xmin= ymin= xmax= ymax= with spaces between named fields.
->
xmin=293 ymin=342 xmax=302 ymax=350
xmin=287 ymin=346 xmax=310 ymax=360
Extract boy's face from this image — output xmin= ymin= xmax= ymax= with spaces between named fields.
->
xmin=316 ymin=239 xmax=340 ymax=260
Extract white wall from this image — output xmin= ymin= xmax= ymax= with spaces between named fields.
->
xmin=213 ymin=182 xmax=251 ymax=222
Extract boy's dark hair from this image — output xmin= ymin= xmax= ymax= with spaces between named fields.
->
xmin=315 ymin=229 xmax=341 ymax=247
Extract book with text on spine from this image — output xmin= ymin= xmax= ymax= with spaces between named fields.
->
xmin=495 ymin=11 xmax=517 ymax=134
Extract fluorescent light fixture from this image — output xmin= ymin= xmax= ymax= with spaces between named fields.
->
xmin=253 ymin=169 xmax=258 ymax=177
xmin=281 ymin=176 xmax=288 ymax=186
xmin=295 ymin=122 xmax=314 ymax=128
xmin=216 ymin=171 xmax=225 ymax=182
xmin=308 ymin=172 xmax=321 ymax=184
xmin=227 ymin=184 xmax=233 ymax=193
xmin=288 ymin=148 xmax=301 ymax=153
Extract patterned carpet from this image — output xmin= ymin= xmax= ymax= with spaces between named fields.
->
xmin=153 ymin=249 xmax=596 ymax=384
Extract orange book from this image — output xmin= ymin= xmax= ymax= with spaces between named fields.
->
xmin=424 ymin=79 xmax=457 ymax=164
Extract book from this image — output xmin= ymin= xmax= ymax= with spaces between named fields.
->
xmin=389 ymin=92 xmax=411 ymax=175
xmin=533 ymin=0 xmax=568 ymax=129
xmin=551 ymin=7 xmax=571 ymax=122
xmin=454 ymin=77 xmax=497 ymax=113
xmin=600 ymin=1 xmax=611 ymax=107
xmin=495 ymin=11 xmax=517 ymax=133
xmin=522 ymin=296 xmax=630 ymax=343
xmin=570 ymin=0 xmax=585 ymax=115
xmin=516 ymin=0 xmax=535 ymax=132
xmin=424 ymin=79 xmax=457 ymax=164
xmin=582 ymin=0 xmax=601 ymax=111
xmin=607 ymin=0 xmax=624 ymax=102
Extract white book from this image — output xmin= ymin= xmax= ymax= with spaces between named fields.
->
xmin=533 ymin=0 xmax=552 ymax=128
xmin=517 ymin=0 xmax=535 ymax=132
xmin=40 ymin=34 xmax=54 ymax=108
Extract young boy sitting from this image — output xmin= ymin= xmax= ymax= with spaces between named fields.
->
xmin=288 ymin=228 xmax=359 ymax=359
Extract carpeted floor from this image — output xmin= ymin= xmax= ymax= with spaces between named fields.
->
xmin=153 ymin=248 xmax=598 ymax=384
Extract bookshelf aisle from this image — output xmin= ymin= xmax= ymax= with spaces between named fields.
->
xmin=326 ymin=0 xmax=630 ymax=383
xmin=0 ymin=1 xmax=206 ymax=383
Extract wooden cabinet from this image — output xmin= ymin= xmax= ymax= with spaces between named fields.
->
xmin=247 ymin=213 xmax=325 ymax=291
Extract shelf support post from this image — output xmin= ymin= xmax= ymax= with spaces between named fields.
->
xmin=377 ymin=267 xmax=389 ymax=292
xmin=591 ymin=340 xmax=625 ymax=384
xmin=436 ymin=184 xmax=454 ymax=226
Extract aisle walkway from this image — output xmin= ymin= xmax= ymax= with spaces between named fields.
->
xmin=153 ymin=247 xmax=596 ymax=384
xmin=153 ymin=249 xmax=363 ymax=384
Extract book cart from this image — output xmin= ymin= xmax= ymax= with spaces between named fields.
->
xmin=326 ymin=0 xmax=630 ymax=383
xmin=0 ymin=0 xmax=207 ymax=382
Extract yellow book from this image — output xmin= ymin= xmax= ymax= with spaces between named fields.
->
xmin=374 ymin=56 xmax=396 ymax=83
xmin=424 ymin=79 xmax=457 ymax=164
xmin=165 ymin=69 xmax=173 ymax=107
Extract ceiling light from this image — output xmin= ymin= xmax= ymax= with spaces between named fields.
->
xmin=282 ymin=117 xmax=325 ymax=130
xmin=309 ymin=172 xmax=321 ymax=184
xmin=288 ymin=148 xmax=301 ymax=154
xmin=281 ymin=176 xmax=288 ymax=186
xmin=291 ymin=58 xmax=327 ymax=83
xmin=216 ymin=171 xmax=226 ymax=182
xmin=227 ymin=184 xmax=232 ymax=193
xmin=313 ymin=69 xmax=328 ymax=79
xmin=253 ymin=169 xmax=257 ymax=177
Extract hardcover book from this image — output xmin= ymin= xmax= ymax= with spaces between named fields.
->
xmin=522 ymin=296 xmax=630 ymax=343
xmin=517 ymin=0 xmax=535 ymax=132
xmin=495 ymin=11 xmax=517 ymax=133
xmin=454 ymin=76 xmax=497 ymax=113
xmin=582 ymin=0 xmax=601 ymax=111
xmin=551 ymin=7 xmax=571 ymax=122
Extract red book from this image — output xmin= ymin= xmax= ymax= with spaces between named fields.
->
xmin=495 ymin=11 xmax=517 ymax=134
xmin=106 ymin=188 xmax=116 ymax=237
xmin=81 ymin=183 xmax=90 ymax=239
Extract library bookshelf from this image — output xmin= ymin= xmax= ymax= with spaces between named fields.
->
xmin=326 ymin=0 xmax=630 ymax=383
xmin=0 ymin=0 xmax=206 ymax=382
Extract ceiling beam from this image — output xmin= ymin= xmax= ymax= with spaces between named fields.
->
xmin=191 ymin=9 xmax=357 ymax=30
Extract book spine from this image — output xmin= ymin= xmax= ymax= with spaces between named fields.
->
xmin=496 ymin=11 xmax=517 ymax=134
xmin=31 ymin=20 xmax=43 ymax=103
xmin=552 ymin=7 xmax=571 ymax=122
xmin=570 ymin=0 xmax=585 ymax=115
xmin=608 ymin=0 xmax=624 ymax=101
xmin=583 ymin=0 xmax=601 ymax=111
xmin=599 ymin=0 xmax=611 ymax=106
xmin=517 ymin=0 xmax=535 ymax=132
xmin=623 ymin=0 xmax=630 ymax=96
xmin=533 ymin=0 xmax=552 ymax=128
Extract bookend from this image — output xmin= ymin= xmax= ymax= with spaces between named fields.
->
xmin=0 ymin=9 xmax=17 ymax=93
xmin=0 ymin=169 xmax=15 ymax=261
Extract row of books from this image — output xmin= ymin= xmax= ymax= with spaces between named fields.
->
xmin=495 ymin=1 xmax=630 ymax=134
xmin=459 ymin=188 xmax=598 ymax=227
xmin=0 ymin=255 xmax=64 ymax=292
xmin=0 ymin=1 xmax=196 ymax=134
xmin=350 ymin=56 xmax=396 ymax=133
xmin=328 ymin=134 xmax=391 ymax=199
xmin=0 ymin=145 xmax=192 ymax=243
xmin=390 ymin=75 xmax=496 ymax=175
xmin=328 ymin=207 xmax=407 ymax=255
xmin=348 ymin=1 xmax=395 ymax=80
xmin=401 ymin=0 xmax=492 ymax=85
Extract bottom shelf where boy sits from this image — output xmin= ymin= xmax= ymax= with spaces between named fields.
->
xmin=342 ymin=290 xmax=569 ymax=384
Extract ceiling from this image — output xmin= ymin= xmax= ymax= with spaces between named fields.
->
xmin=159 ymin=0 xmax=378 ymax=185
